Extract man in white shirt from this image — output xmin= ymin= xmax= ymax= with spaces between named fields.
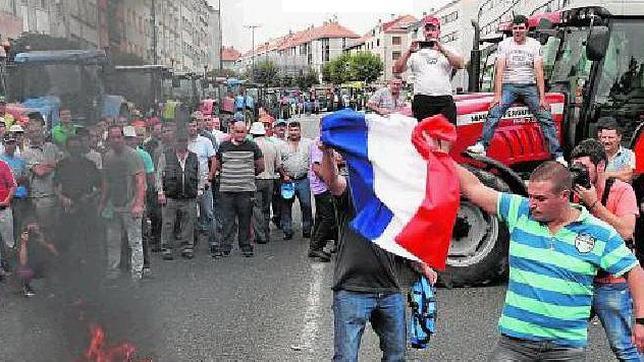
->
xmin=467 ymin=15 xmax=565 ymax=165
xmin=393 ymin=15 xmax=465 ymax=124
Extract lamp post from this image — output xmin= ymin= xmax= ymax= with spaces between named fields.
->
xmin=244 ymin=24 xmax=261 ymax=82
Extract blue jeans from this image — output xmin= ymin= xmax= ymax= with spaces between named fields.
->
xmin=197 ymin=187 xmax=216 ymax=247
xmin=490 ymin=335 xmax=585 ymax=361
xmin=480 ymin=84 xmax=563 ymax=158
xmin=333 ymin=290 xmax=406 ymax=362
xmin=280 ymin=178 xmax=312 ymax=236
xmin=594 ymin=282 xmax=643 ymax=362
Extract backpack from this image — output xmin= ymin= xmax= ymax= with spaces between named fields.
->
xmin=408 ymin=275 xmax=437 ymax=349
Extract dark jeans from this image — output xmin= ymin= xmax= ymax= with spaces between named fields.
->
xmin=412 ymin=94 xmax=457 ymax=124
xmin=271 ymin=179 xmax=282 ymax=227
xmin=212 ymin=179 xmax=223 ymax=246
xmin=147 ymin=193 xmax=162 ymax=247
xmin=281 ymin=178 xmax=312 ymax=236
xmin=219 ymin=191 xmax=254 ymax=253
xmin=333 ymin=290 xmax=406 ymax=362
xmin=490 ymin=335 xmax=586 ymax=361
xmin=479 ymin=83 xmax=563 ymax=158
xmin=253 ymin=179 xmax=273 ymax=243
xmin=310 ymin=191 xmax=337 ymax=252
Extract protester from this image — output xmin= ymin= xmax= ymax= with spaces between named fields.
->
xmin=597 ymin=117 xmax=636 ymax=183
xmin=21 ymin=116 xmax=62 ymax=244
xmin=278 ymin=121 xmax=313 ymax=240
xmin=8 ymin=124 xmax=24 ymax=156
xmin=188 ymin=119 xmax=217 ymax=253
xmin=52 ymin=109 xmax=76 ymax=147
xmin=249 ymin=122 xmax=280 ymax=244
xmin=467 ymin=15 xmax=565 ymax=165
xmin=455 ymin=157 xmax=644 ymax=359
xmin=16 ymin=216 xmax=58 ymax=297
xmin=367 ymin=75 xmax=405 ymax=116
xmin=307 ymin=136 xmax=338 ymax=262
xmin=206 ymin=117 xmax=227 ymax=144
xmin=269 ymin=119 xmax=288 ymax=229
xmin=0 ymin=133 xmax=26 ymax=250
xmin=210 ymin=121 xmax=264 ymax=257
xmin=0 ymin=152 xmax=16 ymax=277
xmin=317 ymin=139 xmax=436 ymax=360
xmin=100 ymin=125 xmax=146 ymax=281
xmin=54 ymin=135 xmax=101 ymax=277
xmin=125 ymin=126 xmax=155 ymax=276
xmin=77 ymin=127 xmax=102 ymax=170
xmin=0 ymin=96 xmax=16 ymax=128
xmin=157 ymin=130 xmax=199 ymax=260
xmin=570 ymin=139 xmax=642 ymax=361
xmin=393 ymin=15 xmax=465 ymax=123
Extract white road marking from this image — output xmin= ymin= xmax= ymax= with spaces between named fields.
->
xmin=291 ymin=262 xmax=326 ymax=353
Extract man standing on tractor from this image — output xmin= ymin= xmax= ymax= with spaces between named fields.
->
xmin=467 ymin=15 xmax=566 ymax=165
xmin=393 ymin=15 xmax=465 ymax=124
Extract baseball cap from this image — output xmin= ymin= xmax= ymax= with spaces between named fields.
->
xmin=249 ymin=122 xmax=266 ymax=136
xmin=422 ymin=15 xmax=440 ymax=27
xmin=273 ymin=119 xmax=287 ymax=127
xmin=9 ymin=124 xmax=24 ymax=133
xmin=123 ymin=125 xmax=137 ymax=138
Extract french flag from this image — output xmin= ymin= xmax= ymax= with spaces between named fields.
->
xmin=321 ymin=110 xmax=460 ymax=270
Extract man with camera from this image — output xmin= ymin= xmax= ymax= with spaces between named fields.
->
xmin=570 ymin=139 xmax=642 ymax=361
xmin=393 ymin=15 xmax=465 ymax=124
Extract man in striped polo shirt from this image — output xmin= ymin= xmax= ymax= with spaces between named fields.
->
xmin=210 ymin=121 xmax=264 ymax=258
xmin=455 ymin=160 xmax=644 ymax=360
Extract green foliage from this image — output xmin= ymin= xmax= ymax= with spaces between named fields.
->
xmin=253 ymin=60 xmax=280 ymax=86
xmin=11 ymin=32 xmax=81 ymax=52
xmin=295 ymin=67 xmax=320 ymax=89
xmin=322 ymin=52 xmax=383 ymax=84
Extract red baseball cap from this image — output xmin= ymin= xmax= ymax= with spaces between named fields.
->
xmin=422 ymin=15 xmax=440 ymax=28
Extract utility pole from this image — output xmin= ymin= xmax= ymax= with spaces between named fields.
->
xmin=244 ymin=24 xmax=261 ymax=82
xmin=151 ymin=0 xmax=158 ymax=64
xmin=218 ymin=0 xmax=223 ymax=70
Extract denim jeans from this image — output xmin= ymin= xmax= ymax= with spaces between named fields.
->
xmin=105 ymin=211 xmax=143 ymax=279
xmin=480 ymin=84 xmax=563 ymax=158
xmin=593 ymin=282 xmax=643 ymax=362
xmin=490 ymin=335 xmax=586 ymax=361
xmin=332 ymin=290 xmax=406 ymax=362
xmin=281 ymin=178 xmax=312 ymax=236
xmin=197 ymin=187 xmax=216 ymax=247
xmin=252 ymin=179 xmax=273 ymax=243
xmin=161 ymin=198 xmax=197 ymax=254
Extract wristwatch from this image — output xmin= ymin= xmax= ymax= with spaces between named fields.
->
xmin=637 ymin=317 xmax=644 ymax=326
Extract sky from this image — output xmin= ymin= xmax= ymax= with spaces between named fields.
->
xmin=210 ymin=0 xmax=450 ymax=52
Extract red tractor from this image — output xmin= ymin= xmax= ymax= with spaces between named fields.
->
xmin=444 ymin=2 xmax=644 ymax=286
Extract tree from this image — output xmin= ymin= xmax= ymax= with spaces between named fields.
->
xmin=253 ymin=60 xmax=279 ymax=86
xmin=11 ymin=32 xmax=81 ymax=53
xmin=322 ymin=53 xmax=352 ymax=85
xmin=350 ymin=52 xmax=384 ymax=83
xmin=295 ymin=67 xmax=319 ymax=89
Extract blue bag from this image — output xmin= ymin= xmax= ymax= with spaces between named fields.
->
xmin=408 ymin=276 xmax=437 ymax=349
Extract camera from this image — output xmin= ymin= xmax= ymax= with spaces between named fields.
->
xmin=418 ymin=40 xmax=436 ymax=49
xmin=569 ymin=164 xmax=591 ymax=189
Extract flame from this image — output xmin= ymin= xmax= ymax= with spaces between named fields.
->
xmin=82 ymin=324 xmax=139 ymax=362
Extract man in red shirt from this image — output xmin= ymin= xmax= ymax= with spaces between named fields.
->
xmin=0 ymin=154 xmax=16 ymax=276
xmin=572 ymin=139 xmax=642 ymax=361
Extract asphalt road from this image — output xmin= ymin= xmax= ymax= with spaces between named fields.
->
xmin=0 ymin=114 xmax=617 ymax=361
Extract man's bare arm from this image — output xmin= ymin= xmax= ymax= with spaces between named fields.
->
xmin=604 ymin=168 xmax=634 ymax=184
xmin=625 ymin=266 xmax=644 ymax=351
xmin=456 ymin=164 xmax=499 ymax=215
xmin=319 ymin=146 xmax=346 ymax=196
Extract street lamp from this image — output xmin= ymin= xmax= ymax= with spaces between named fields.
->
xmin=244 ymin=24 xmax=261 ymax=82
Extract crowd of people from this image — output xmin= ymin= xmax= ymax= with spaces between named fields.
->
xmin=0 ymin=12 xmax=642 ymax=362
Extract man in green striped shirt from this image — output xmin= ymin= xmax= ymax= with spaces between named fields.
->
xmin=455 ymin=160 xmax=644 ymax=360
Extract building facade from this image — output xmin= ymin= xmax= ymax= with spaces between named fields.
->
xmin=0 ymin=0 xmax=221 ymax=72
xmin=238 ymin=20 xmax=359 ymax=81
xmin=345 ymin=15 xmax=417 ymax=83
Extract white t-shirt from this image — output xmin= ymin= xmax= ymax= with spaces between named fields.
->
xmin=188 ymin=135 xmax=216 ymax=186
xmin=498 ymin=37 xmax=542 ymax=84
xmin=408 ymin=47 xmax=455 ymax=96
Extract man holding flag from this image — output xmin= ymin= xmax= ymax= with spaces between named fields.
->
xmin=319 ymin=106 xmax=473 ymax=360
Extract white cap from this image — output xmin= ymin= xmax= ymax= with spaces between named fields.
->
xmin=9 ymin=124 xmax=24 ymax=133
xmin=123 ymin=125 xmax=137 ymax=138
xmin=249 ymin=122 xmax=266 ymax=135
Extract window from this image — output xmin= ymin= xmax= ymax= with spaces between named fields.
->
xmin=392 ymin=51 xmax=401 ymax=60
xmin=440 ymin=31 xmax=459 ymax=43
xmin=376 ymin=38 xmax=380 ymax=47
xmin=441 ymin=11 xmax=459 ymax=25
xmin=321 ymin=38 xmax=330 ymax=62
xmin=392 ymin=36 xmax=401 ymax=46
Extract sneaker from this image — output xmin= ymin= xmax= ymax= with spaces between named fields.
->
xmin=142 ymin=267 xmax=152 ymax=279
xmin=181 ymin=249 xmax=194 ymax=259
xmin=555 ymin=156 xmax=568 ymax=167
xmin=308 ymin=250 xmax=331 ymax=262
xmin=466 ymin=142 xmax=486 ymax=155
xmin=23 ymin=284 xmax=35 ymax=298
